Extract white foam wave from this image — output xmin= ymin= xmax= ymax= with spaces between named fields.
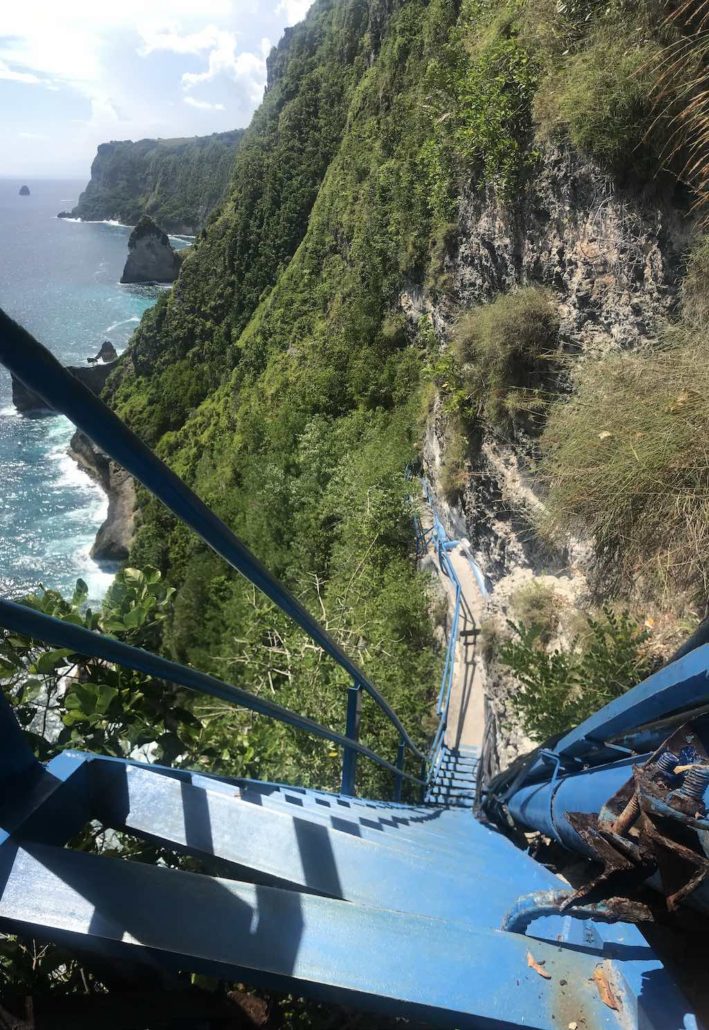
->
xmin=57 ymin=216 xmax=132 ymax=228
xmin=0 ymin=404 xmax=19 ymax=419
xmin=105 ymin=316 xmax=140 ymax=333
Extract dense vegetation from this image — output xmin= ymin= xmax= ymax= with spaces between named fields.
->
xmin=3 ymin=0 xmax=708 ymax=1019
xmin=66 ymin=131 xmax=244 ymax=233
xmin=95 ymin=0 xmax=707 ymax=793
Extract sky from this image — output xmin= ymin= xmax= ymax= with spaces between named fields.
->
xmin=0 ymin=0 xmax=313 ymax=177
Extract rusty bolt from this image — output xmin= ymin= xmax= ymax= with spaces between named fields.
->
xmin=612 ymin=751 xmax=680 ymax=835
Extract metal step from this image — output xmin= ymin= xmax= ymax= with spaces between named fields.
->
xmin=89 ymin=762 xmax=553 ymax=922
xmin=0 ymin=841 xmax=666 ymax=1030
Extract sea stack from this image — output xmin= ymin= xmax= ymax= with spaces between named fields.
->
xmin=19 ymin=185 xmax=30 ymax=196
xmin=90 ymin=340 xmax=118 ymax=363
xmin=120 ymin=215 xmax=180 ymax=285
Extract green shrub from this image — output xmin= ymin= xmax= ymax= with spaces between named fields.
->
xmin=534 ymin=30 xmax=661 ymax=174
xmin=453 ymin=286 xmax=560 ymax=434
xmin=451 ymin=0 xmax=540 ymax=194
xmin=439 ymin=415 xmax=470 ymax=501
xmin=500 ymin=607 xmax=651 ymax=740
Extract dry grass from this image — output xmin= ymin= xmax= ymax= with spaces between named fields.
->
xmin=453 ymin=286 xmax=560 ymax=434
xmin=510 ymin=580 xmax=563 ymax=645
xmin=650 ymin=0 xmax=709 ymax=223
xmin=541 ymin=327 xmax=709 ymax=601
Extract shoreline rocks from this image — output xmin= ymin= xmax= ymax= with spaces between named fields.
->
xmin=88 ymin=340 xmax=118 ymax=364
xmin=120 ymin=215 xmax=180 ymax=285
xmin=7 ymin=337 xmax=135 ymax=568
xmin=11 ymin=356 xmax=119 ymax=415
xmin=69 ymin=431 xmax=136 ymax=564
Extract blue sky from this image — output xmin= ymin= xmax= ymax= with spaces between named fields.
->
xmin=0 ymin=1 xmax=313 ymax=177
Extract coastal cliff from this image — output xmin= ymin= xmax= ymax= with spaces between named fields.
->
xmin=61 ymin=131 xmax=243 ymax=234
xmin=68 ymin=431 xmax=135 ymax=563
xmin=100 ymin=0 xmax=707 ymax=781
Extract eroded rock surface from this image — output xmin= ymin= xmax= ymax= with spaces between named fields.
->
xmin=120 ymin=216 xmax=180 ymax=285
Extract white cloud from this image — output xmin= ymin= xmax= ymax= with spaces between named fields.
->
xmin=0 ymin=60 xmax=42 ymax=84
xmin=138 ymin=24 xmax=224 ymax=57
xmin=0 ymin=2 xmax=310 ymax=174
xmin=184 ymin=95 xmax=225 ymax=111
xmin=276 ymin=0 xmax=312 ymax=25
xmin=181 ymin=32 xmax=270 ymax=106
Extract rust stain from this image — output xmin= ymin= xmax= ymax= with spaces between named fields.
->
xmin=593 ymin=964 xmax=620 ymax=1011
xmin=527 ymin=951 xmax=552 ymax=979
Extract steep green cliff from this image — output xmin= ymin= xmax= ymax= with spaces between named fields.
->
xmin=64 ymin=130 xmax=244 ymax=233
xmin=107 ymin=0 xmax=707 ymax=787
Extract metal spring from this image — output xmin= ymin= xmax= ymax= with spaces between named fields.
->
xmin=680 ymin=764 xmax=709 ymax=802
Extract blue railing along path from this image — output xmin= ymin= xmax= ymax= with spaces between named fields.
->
xmin=0 ymin=308 xmax=424 ymax=793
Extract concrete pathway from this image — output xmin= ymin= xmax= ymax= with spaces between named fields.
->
xmin=421 ymin=509 xmax=487 ymax=752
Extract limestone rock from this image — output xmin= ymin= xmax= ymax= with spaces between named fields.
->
xmin=69 ymin=432 xmax=135 ymax=564
xmin=19 ymin=185 xmax=30 ymax=196
xmin=120 ymin=216 xmax=180 ymax=284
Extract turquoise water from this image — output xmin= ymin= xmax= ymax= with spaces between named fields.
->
xmin=0 ymin=178 xmax=184 ymax=600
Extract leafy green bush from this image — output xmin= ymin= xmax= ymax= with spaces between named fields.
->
xmin=0 ymin=568 xmax=203 ymax=763
xmin=450 ymin=0 xmax=540 ymax=194
xmin=453 ymin=286 xmax=560 ymax=433
xmin=499 ymin=607 xmax=651 ymax=740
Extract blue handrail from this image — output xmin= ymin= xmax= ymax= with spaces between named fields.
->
xmin=0 ymin=598 xmax=422 ymax=785
xmin=419 ymin=479 xmax=467 ymax=776
xmin=0 ymin=309 xmax=425 ymax=791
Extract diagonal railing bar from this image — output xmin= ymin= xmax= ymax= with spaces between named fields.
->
xmin=0 ymin=309 xmax=424 ymax=763
xmin=0 ymin=598 xmax=424 ymax=786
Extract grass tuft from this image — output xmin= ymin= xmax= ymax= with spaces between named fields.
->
xmin=453 ymin=286 xmax=560 ymax=435
xmin=541 ymin=254 xmax=709 ymax=600
xmin=534 ymin=28 xmax=662 ymax=174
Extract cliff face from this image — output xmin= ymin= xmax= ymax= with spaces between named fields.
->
xmin=103 ymin=0 xmax=706 ymax=779
xmin=69 ymin=432 xmax=135 ymax=564
xmin=64 ymin=130 xmax=244 ymax=234
xmin=120 ymin=216 xmax=181 ymax=284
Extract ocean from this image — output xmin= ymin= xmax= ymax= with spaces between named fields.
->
xmin=0 ymin=177 xmax=186 ymax=601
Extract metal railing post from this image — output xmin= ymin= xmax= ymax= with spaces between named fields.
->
xmin=341 ymin=682 xmax=362 ymax=796
xmin=394 ymin=737 xmax=406 ymax=803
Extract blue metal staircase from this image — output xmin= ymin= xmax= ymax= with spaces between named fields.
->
xmin=0 ymin=308 xmax=706 ymax=1029
xmin=425 ymin=744 xmax=479 ymax=807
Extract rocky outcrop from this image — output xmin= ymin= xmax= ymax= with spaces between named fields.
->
xmin=89 ymin=340 xmax=118 ymax=363
xmin=69 ymin=431 xmax=135 ymax=564
xmin=19 ymin=185 xmax=30 ymax=196
xmin=414 ymin=144 xmax=692 ymax=770
xmin=11 ymin=358 xmax=119 ymax=415
xmin=120 ymin=216 xmax=180 ymax=284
